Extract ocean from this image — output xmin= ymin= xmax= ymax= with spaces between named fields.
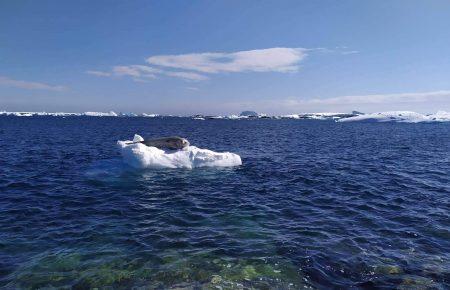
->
xmin=0 ymin=116 xmax=449 ymax=289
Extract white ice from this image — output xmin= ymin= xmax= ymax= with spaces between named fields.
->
xmin=83 ymin=111 xmax=118 ymax=117
xmin=337 ymin=111 xmax=450 ymax=123
xmin=117 ymin=134 xmax=242 ymax=169
xmin=0 ymin=111 xmax=160 ymax=117
xmin=280 ymin=113 xmax=348 ymax=120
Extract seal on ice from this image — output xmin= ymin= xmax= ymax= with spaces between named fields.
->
xmin=118 ymin=134 xmax=242 ymax=169
xmin=128 ymin=135 xmax=190 ymax=150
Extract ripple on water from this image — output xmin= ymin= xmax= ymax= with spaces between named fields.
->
xmin=0 ymin=117 xmax=449 ymax=288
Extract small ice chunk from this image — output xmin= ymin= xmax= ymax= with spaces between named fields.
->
xmin=117 ymin=135 xmax=242 ymax=169
xmin=133 ymin=134 xmax=144 ymax=142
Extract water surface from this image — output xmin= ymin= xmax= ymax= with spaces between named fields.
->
xmin=0 ymin=116 xmax=449 ymax=289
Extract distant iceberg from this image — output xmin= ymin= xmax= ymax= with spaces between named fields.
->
xmin=83 ymin=111 xmax=118 ymax=117
xmin=140 ymin=113 xmax=159 ymax=117
xmin=0 ymin=111 xmax=82 ymax=117
xmin=117 ymin=135 xmax=242 ymax=169
xmin=0 ymin=110 xmax=161 ymax=117
xmin=337 ymin=111 xmax=450 ymax=123
xmin=281 ymin=112 xmax=353 ymax=120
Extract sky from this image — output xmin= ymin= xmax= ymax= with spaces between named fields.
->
xmin=1 ymin=0 xmax=450 ymax=115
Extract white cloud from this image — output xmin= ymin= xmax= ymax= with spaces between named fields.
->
xmin=88 ymin=47 xmax=309 ymax=82
xmin=87 ymin=64 xmax=207 ymax=81
xmin=306 ymin=90 xmax=450 ymax=105
xmin=0 ymin=76 xmax=66 ymax=91
xmin=112 ymin=65 xmax=159 ymax=78
xmin=163 ymin=71 xmax=208 ymax=81
xmin=341 ymin=50 xmax=359 ymax=55
xmin=86 ymin=70 xmax=112 ymax=77
xmin=87 ymin=47 xmax=358 ymax=83
xmin=240 ymin=90 xmax=450 ymax=114
xmin=147 ymin=47 xmax=307 ymax=74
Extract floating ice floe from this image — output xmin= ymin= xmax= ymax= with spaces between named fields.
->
xmin=117 ymin=135 xmax=242 ymax=169
xmin=280 ymin=112 xmax=353 ymax=120
xmin=337 ymin=111 xmax=450 ymax=123
xmin=0 ymin=111 xmax=80 ymax=117
xmin=0 ymin=110 xmax=160 ymax=117
xmin=83 ymin=111 xmax=118 ymax=117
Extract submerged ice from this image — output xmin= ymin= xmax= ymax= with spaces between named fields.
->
xmin=117 ymin=135 xmax=242 ymax=169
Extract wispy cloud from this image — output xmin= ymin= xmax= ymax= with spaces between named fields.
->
xmin=87 ymin=47 xmax=357 ymax=82
xmin=241 ymin=90 xmax=450 ymax=114
xmin=340 ymin=50 xmax=359 ymax=55
xmin=305 ymin=90 xmax=450 ymax=105
xmin=110 ymin=65 xmax=206 ymax=81
xmin=112 ymin=65 xmax=159 ymax=78
xmin=87 ymin=65 xmax=199 ymax=81
xmin=0 ymin=76 xmax=66 ymax=91
xmin=146 ymin=47 xmax=307 ymax=74
xmin=307 ymin=47 xmax=359 ymax=55
xmin=163 ymin=71 xmax=208 ymax=81
xmin=87 ymin=47 xmax=310 ymax=82
xmin=86 ymin=70 xmax=112 ymax=77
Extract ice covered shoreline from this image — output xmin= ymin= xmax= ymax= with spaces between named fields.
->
xmin=0 ymin=111 xmax=159 ymax=117
xmin=0 ymin=110 xmax=352 ymax=119
xmin=117 ymin=135 xmax=242 ymax=169
xmin=337 ymin=111 xmax=450 ymax=123
xmin=2 ymin=110 xmax=450 ymax=122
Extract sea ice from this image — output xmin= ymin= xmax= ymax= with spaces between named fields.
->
xmin=117 ymin=135 xmax=242 ymax=169
xmin=337 ymin=111 xmax=450 ymax=123
xmin=429 ymin=111 xmax=450 ymax=122
xmin=83 ymin=111 xmax=118 ymax=117
xmin=280 ymin=112 xmax=350 ymax=120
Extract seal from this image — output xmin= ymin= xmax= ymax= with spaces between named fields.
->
xmin=129 ymin=136 xmax=190 ymax=150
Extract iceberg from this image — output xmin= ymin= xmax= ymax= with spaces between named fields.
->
xmin=429 ymin=111 xmax=450 ymax=122
xmin=0 ymin=111 xmax=121 ymax=117
xmin=117 ymin=135 xmax=242 ymax=169
xmin=0 ymin=110 xmax=155 ymax=117
xmin=83 ymin=111 xmax=118 ymax=117
xmin=337 ymin=111 xmax=450 ymax=123
xmin=140 ymin=113 xmax=159 ymax=117
xmin=280 ymin=112 xmax=353 ymax=120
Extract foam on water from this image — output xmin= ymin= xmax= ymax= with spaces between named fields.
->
xmin=117 ymin=134 xmax=242 ymax=169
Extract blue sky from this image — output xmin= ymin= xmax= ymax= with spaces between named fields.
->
xmin=1 ymin=0 xmax=450 ymax=114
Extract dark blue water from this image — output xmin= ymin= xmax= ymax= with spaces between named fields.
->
xmin=0 ymin=116 xmax=449 ymax=289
